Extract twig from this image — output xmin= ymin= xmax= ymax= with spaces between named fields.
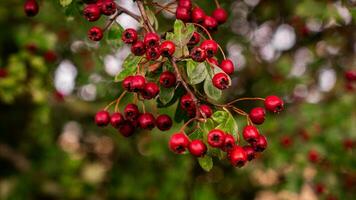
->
xmin=136 ymin=0 xmax=155 ymax=33
xmin=227 ymin=97 xmax=265 ymax=106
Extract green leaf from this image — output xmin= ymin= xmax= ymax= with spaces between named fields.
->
xmin=122 ymin=54 xmax=142 ymax=69
xmin=165 ymin=32 xmax=175 ymax=41
xmin=216 ymin=109 xmax=238 ymax=139
xmin=202 ymin=119 xmax=215 ymax=141
xmin=212 ymin=111 xmax=228 ymax=124
xmin=204 ymin=76 xmax=222 ymax=100
xmin=59 ymin=0 xmax=72 ymax=7
xmin=114 ymin=67 xmax=136 ymax=82
xmin=198 ymin=156 xmax=213 ymax=172
xmin=146 ymin=8 xmax=159 ymax=30
xmin=159 ymin=86 xmax=175 ymax=105
xmin=189 ymin=129 xmax=203 ymax=140
xmin=107 ymin=23 xmax=124 ymax=40
xmin=186 ymin=60 xmax=208 ymax=85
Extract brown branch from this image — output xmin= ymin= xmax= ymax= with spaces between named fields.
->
xmin=116 ymin=4 xmax=141 ymax=22
xmin=0 ymin=143 xmax=30 ymax=172
xmin=136 ymin=0 xmax=155 ymax=33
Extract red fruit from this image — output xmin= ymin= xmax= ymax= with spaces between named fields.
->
xmin=207 ymin=129 xmax=226 ymax=148
xmin=314 ymin=183 xmax=325 ymax=195
xmin=119 ymin=121 xmax=135 ymax=137
xmin=229 ymin=146 xmax=247 ymax=167
xmin=190 ymin=47 xmax=207 ymax=62
xmin=110 ymin=112 xmax=124 ymax=128
xmin=124 ymin=104 xmax=140 ymax=121
xmin=188 ymin=140 xmax=207 ymax=157
xmin=264 ymin=95 xmax=284 ymax=113
xmin=101 ymin=0 xmax=116 ymax=16
xmin=243 ymin=145 xmax=256 ymax=161
xmin=207 ymin=58 xmax=219 ymax=66
xmin=144 ymin=32 xmax=160 ymax=47
xmin=180 ymin=94 xmax=195 ymax=110
xmin=253 ymin=135 xmax=268 ymax=152
xmin=156 ymin=114 xmax=173 ymax=131
xmin=203 ymin=16 xmax=218 ymax=31
xmin=222 ymin=134 xmax=236 ymax=152
xmin=159 ymin=41 xmax=176 ymax=57
xmin=308 ymin=149 xmax=320 ymax=163
xmin=212 ymin=73 xmax=230 ymax=90
xmin=83 ymin=4 xmax=101 ymax=22
xmin=88 ymin=26 xmax=103 ymax=41
xmin=146 ymin=47 xmax=161 ymax=60
xmin=249 ymin=107 xmax=265 ymax=125
xmin=122 ymin=28 xmax=138 ymax=44
xmin=191 ymin=7 xmax=206 ymax=23
xmin=280 ymin=136 xmax=293 ymax=148
xmin=0 ymin=68 xmax=8 ymax=78
xmin=200 ymin=40 xmax=218 ymax=58
xmin=199 ymin=104 xmax=212 ymax=118
xmin=43 ymin=51 xmax=57 ymax=63
xmin=122 ymin=76 xmax=134 ymax=92
xmin=141 ymin=82 xmax=159 ymax=99
xmin=343 ymin=139 xmax=354 ymax=150
xmin=212 ymin=8 xmax=228 ymax=24
xmin=131 ymin=75 xmax=146 ymax=92
xmin=131 ymin=41 xmax=146 ymax=56
xmin=242 ymin=125 xmax=260 ymax=143
xmin=188 ymin=32 xmax=200 ymax=45
xmin=178 ymin=0 xmax=192 ymax=9
xmin=159 ymin=71 xmax=176 ymax=88
xmin=138 ymin=113 xmax=155 ymax=130
xmin=344 ymin=70 xmax=356 ymax=81
xmin=175 ymin=7 xmax=191 ymax=22
xmin=220 ymin=59 xmax=234 ymax=75
xmin=169 ymin=133 xmax=190 ymax=154
xmin=24 ymin=0 xmax=39 ymax=17
xmin=95 ymin=110 xmax=110 ymax=127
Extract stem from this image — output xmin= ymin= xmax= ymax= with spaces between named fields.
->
xmin=179 ymin=117 xmax=198 ymax=132
xmin=191 ymin=23 xmax=213 ymax=40
xmin=103 ymin=10 xmax=122 ymax=32
xmin=227 ymin=97 xmax=265 ymax=106
xmin=150 ymin=2 xmax=175 ymax=14
xmin=136 ymin=0 xmax=155 ymax=33
xmin=114 ymin=91 xmax=127 ymax=112
xmin=104 ymin=99 xmax=118 ymax=111
xmin=214 ymin=0 xmax=220 ymax=8
xmin=217 ymin=44 xmax=227 ymax=60
xmin=141 ymin=101 xmax=146 ymax=113
xmin=115 ymin=4 xmax=141 ymax=22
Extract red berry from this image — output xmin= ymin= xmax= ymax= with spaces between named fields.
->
xmin=122 ymin=28 xmax=138 ymax=44
xmin=159 ymin=71 xmax=176 ymax=88
xmin=141 ymin=82 xmax=159 ymax=99
xmin=243 ymin=145 xmax=256 ymax=161
xmin=110 ymin=112 xmax=124 ymax=128
xmin=308 ymin=149 xmax=320 ymax=163
xmin=253 ymin=135 xmax=268 ymax=152
xmin=229 ymin=146 xmax=247 ymax=167
xmin=220 ymin=59 xmax=234 ymax=75
xmin=83 ymin=4 xmax=101 ymax=22
xmin=88 ymin=26 xmax=103 ymax=41
xmin=43 ymin=51 xmax=57 ymax=63
xmin=24 ymin=0 xmax=39 ymax=17
xmin=200 ymin=40 xmax=218 ymax=58
xmin=175 ymin=7 xmax=191 ymax=22
xmin=343 ymin=138 xmax=354 ymax=150
xmin=203 ymin=16 xmax=218 ymax=31
xmin=124 ymin=104 xmax=140 ymax=122
xmin=207 ymin=129 xmax=226 ymax=148
xmin=146 ymin=47 xmax=161 ymax=60
xmin=180 ymin=94 xmax=195 ymax=111
xmin=188 ymin=32 xmax=201 ymax=46
xmin=222 ymin=134 xmax=235 ymax=152
xmin=212 ymin=8 xmax=228 ymax=24
xmin=119 ymin=121 xmax=135 ymax=137
xmin=191 ymin=7 xmax=206 ymax=23
xmin=144 ymin=32 xmax=160 ymax=47
xmin=190 ymin=47 xmax=207 ymax=62
xmin=280 ymin=136 xmax=293 ymax=148
xmin=249 ymin=107 xmax=265 ymax=125
xmin=242 ymin=125 xmax=260 ymax=143
xmin=264 ymin=95 xmax=284 ymax=113
xmin=131 ymin=75 xmax=146 ymax=92
xmin=178 ymin=0 xmax=192 ymax=9
xmin=156 ymin=114 xmax=173 ymax=131
xmin=138 ymin=113 xmax=155 ymax=130
xmin=0 ymin=68 xmax=8 ymax=78
xmin=314 ymin=183 xmax=325 ymax=195
xmin=169 ymin=133 xmax=190 ymax=154
xmin=101 ymin=0 xmax=116 ymax=16
xmin=199 ymin=104 xmax=212 ymax=118
xmin=131 ymin=41 xmax=146 ymax=56
xmin=95 ymin=110 xmax=110 ymax=127
xmin=188 ymin=140 xmax=207 ymax=157
xmin=344 ymin=70 xmax=356 ymax=81
xmin=122 ymin=76 xmax=134 ymax=92
xmin=159 ymin=41 xmax=176 ymax=57
xmin=207 ymin=58 xmax=219 ymax=66
xmin=212 ymin=73 xmax=230 ymax=90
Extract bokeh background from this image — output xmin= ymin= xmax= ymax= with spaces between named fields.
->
xmin=0 ymin=0 xmax=355 ymax=199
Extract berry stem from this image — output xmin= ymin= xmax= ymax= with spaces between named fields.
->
xmin=191 ymin=23 xmax=213 ymax=40
xmin=104 ymin=99 xmax=117 ymax=111
xmin=227 ymin=97 xmax=265 ymax=106
xmin=214 ymin=0 xmax=221 ymax=8
xmin=148 ymin=2 xmax=175 ymax=14
xmin=136 ymin=0 xmax=155 ymax=33
xmin=103 ymin=9 xmax=122 ymax=32
xmin=217 ymin=44 xmax=227 ymax=60
xmin=179 ymin=117 xmax=198 ymax=132
xmin=141 ymin=101 xmax=146 ymax=113
xmin=114 ymin=91 xmax=127 ymax=112
xmin=114 ymin=3 xmax=141 ymax=22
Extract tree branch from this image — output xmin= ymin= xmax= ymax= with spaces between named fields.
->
xmin=136 ymin=0 xmax=155 ymax=33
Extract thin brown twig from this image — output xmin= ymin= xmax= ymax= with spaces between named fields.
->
xmin=136 ymin=0 xmax=155 ymax=33
xmin=114 ymin=91 xmax=127 ymax=112
xmin=227 ymin=97 xmax=265 ymax=106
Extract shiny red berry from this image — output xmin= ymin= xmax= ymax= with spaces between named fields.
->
xmin=253 ymin=135 xmax=268 ymax=152
xmin=190 ymin=47 xmax=207 ymax=62
xmin=308 ymin=149 xmax=320 ymax=163
xmin=203 ymin=16 xmax=218 ymax=31
xmin=243 ymin=125 xmax=260 ymax=143
xmin=88 ymin=26 xmax=103 ymax=41
xmin=207 ymin=58 xmax=219 ymax=66
xmin=156 ymin=114 xmax=173 ymax=131
xmin=138 ymin=113 xmax=155 ymax=130
xmin=191 ymin=7 xmax=206 ymax=23
xmin=178 ymin=0 xmax=192 ymax=9
xmin=122 ymin=28 xmax=138 ymax=44
xmin=122 ymin=76 xmax=134 ymax=92
xmin=199 ymin=104 xmax=212 ymax=118
xmin=243 ymin=145 xmax=256 ymax=161
xmin=229 ymin=146 xmax=247 ymax=167
xmin=119 ymin=121 xmax=135 ymax=137
xmin=124 ymin=104 xmax=140 ymax=122
xmin=188 ymin=140 xmax=207 ymax=157
xmin=159 ymin=41 xmax=176 ymax=57
xmin=101 ymin=0 xmax=116 ymax=16
xmin=169 ymin=133 xmax=190 ymax=154
xmin=131 ymin=75 xmax=146 ymax=92
xmin=146 ymin=47 xmax=161 ymax=60
xmin=344 ymin=70 xmax=356 ymax=81
xmin=212 ymin=73 xmax=230 ymax=90
xmin=144 ymin=32 xmax=160 ymax=47
xmin=207 ymin=129 xmax=225 ymax=148
xmin=212 ymin=8 xmax=228 ymax=24
xmin=110 ymin=112 xmax=124 ymax=128
xmin=264 ymin=95 xmax=284 ymax=113
xmin=83 ymin=4 xmax=101 ymax=22
xmin=24 ymin=0 xmax=39 ymax=17
xmin=159 ymin=71 xmax=176 ymax=88
xmin=188 ymin=32 xmax=200 ymax=45
xmin=249 ymin=107 xmax=265 ymax=125
xmin=220 ymin=59 xmax=234 ymax=75
xmin=222 ymin=134 xmax=235 ymax=152
xmin=131 ymin=41 xmax=146 ymax=56
xmin=175 ymin=7 xmax=191 ymax=22
xmin=200 ymin=40 xmax=218 ymax=58
xmin=95 ymin=110 xmax=110 ymax=127
xmin=180 ymin=94 xmax=195 ymax=110
xmin=141 ymin=82 xmax=159 ymax=99
xmin=43 ymin=51 xmax=57 ymax=63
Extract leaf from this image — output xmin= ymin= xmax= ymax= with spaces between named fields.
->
xmin=122 ymin=54 xmax=142 ymax=69
xmin=114 ymin=67 xmax=136 ymax=82
xmin=159 ymin=86 xmax=175 ymax=105
xmin=204 ymin=76 xmax=222 ymax=100
xmin=59 ymin=0 xmax=72 ymax=7
xmin=107 ymin=23 xmax=124 ymax=40
xmin=216 ymin=109 xmax=239 ymax=139
xmin=186 ymin=60 xmax=208 ymax=85
xmin=146 ymin=8 xmax=159 ymax=30
xmin=212 ymin=111 xmax=228 ymax=124
xmin=165 ymin=32 xmax=175 ymax=41
xmin=189 ymin=129 xmax=203 ymax=140
xmin=172 ymin=20 xmax=196 ymax=48
xmin=202 ymin=119 xmax=215 ymax=141
xmin=198 ymin=156 xmax=213 ymax=172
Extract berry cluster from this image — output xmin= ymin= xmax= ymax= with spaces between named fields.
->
xmin=344 ymin=70 xmax=356 ymax=91
xmin=24 ymin=0 xmax=39 ymax=17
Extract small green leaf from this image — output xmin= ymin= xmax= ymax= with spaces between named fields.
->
xmin=146 ymin=8 xmax=159 ymax=30
xmin=159 ymin=86 xmax=175 ymax=105
xmin=202 ymin=119 xmax=215 ymax=141
xmin=198 ymin=156 xmax=213 ymax=172
xmin=204 ymin=76 xmax=222 ymax=100
xmin=165 ymin=32 xmax=175 ymax=41
xmin=187 ymin=60 xmax=208 ymax=85
xmin=189 ymin=129 xmax=203 ymax=140
xmin=114 ymin=67 xmax=136 ymax=82
xmin=122 ymin=54 xmax=142 ymax=69
xmin=107 ymin=23 xmax=124 ymax=40
xmin=59 ymin=0 xmax=72 ymax=7
xmin=216 ymin=109 xmax=239 ymax=139
xmin=212 ymin=111 xmax=228 ymax=124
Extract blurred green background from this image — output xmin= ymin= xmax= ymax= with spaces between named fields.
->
xmin=0 ymin=0 xmax=355 ymax=199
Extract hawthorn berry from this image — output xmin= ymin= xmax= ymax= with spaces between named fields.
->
xmin=144 ymin=32 xmax=160 ymax=47
xmin=83 ymin=4 xmax=101 ymax=22
xmin=212 ymin=73 xmax=230 ymax=90
xmin=208 ymin=58 xmax=219 ymax=66
xmin=124 ymin=104 xmax=140 ymax=122
xmin=101 ymin=0 xmax=116 ymax=16
xmin=249 ymin=107 xmax=265 ymax=125
xmin=190 ymin=47 xmax=207 ymax=62
xmin=344 ymin=70 xmax=356 ymax=81
xmin=280 ymin=136 xmax=293 ymax=148
xmin=119 ymin=121 xmax=135 ymax=137
xmin=199 ymin=104 xmax=212 ymax=118
xmin=264 ymin=95 xmax=284 ymax=113
xmin=176 ymin=7 xmax=191 ymax=22
xmin=314 ymin=183 xmax=325 ymax=195
xmin=178 ymin=0 xmax=192 ymax=9
xmin=146 ymin=47 xmax=161 ymax=60
xmin=188 ymin=140 xmax=207 ymax=157
xmin=229 ymin=146 xmax=247 ymax=167
xmin=222 ymin=134 xmax=235 ymax=152
xmin=24 ymin=0 xmax=39 ymax=17
xmin=122 ymin=28 xmax=138 ymax=44
xmin=180 ymin=94 xmax=195 ymax=111
xmin=169 ymin=133 xmax=190 ymax=154
xmin=243 ymin=145 xmax=256 ymax=161
xmin=159 ymin=41 xmax=176 ymax=57
xmin=156 ymin=114 xmax=173 ymax=131
xmin=0 ymin=69 xmax=8 ymax=78
xmin=243 ymin=125 xmax=260 ymax=143
xmin=308 ymin=149 xmax=320 ymax=163
xmin=110 ymin=112 xmax=124 ymax=128
xmin=88 ymin=26 xmax=103 ymax=41
xmin=141 ymin=82 xmax=159 ymax=99
xmin=122 ymin=76 xmax=134 ymax=92
xmin=131 ymin=75 xmax=146 ymax=92
xmin=188 ymin=32 xmax=200 ymax=46
xmin=191 ymin=7 xmax=206 ymax=23
xmin=159 ymin=71 xmax=176 ymax=88
xmin=212 ymin=8 xmax=228 ymax=24
xmin=203 ymin=16 xmax=218 ymax=31
xmin=131 ymin=41 xmax=146 ymax=56
xmin=43 ymin=51 xmax=57 ymax=63
xmin=220 ymin=59 xmax=235 ymax=75
xmin=138 ymin=113 xmax=156 ymax=130
xmin=95 ymin=110 xmax=110 ymax=127
xmin=200 ymin=40 xmax=218 ymax=58
xmin=207 ymin=129 xmax=226 ymax=148
xmin=253 ymin=135 xmax=268 ymax=152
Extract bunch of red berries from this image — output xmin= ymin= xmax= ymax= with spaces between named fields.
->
xmin=344 ymin=70 xmax=356 ymax=91
xmin=24 ymin=0 xmax=39 ymax=17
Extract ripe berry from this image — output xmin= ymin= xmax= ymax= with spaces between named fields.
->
xmin=83 ymin=4 xmax=101 ymax=22
xmin=264 ymin=95 xmax=284 ymax=113
xmin=308 ymin=149 xmax=320 ymax=163
xmin=146 ymin=47 xmax=161 ymax=60
xmin=156 ymin=114 xmax=173 ymax=131
xmin=95 ymin=110 xmax=110 ymax=127
xmin=243 ymin=145 xmax=256 ymax=161
xmin=180 ymin=94 xmax=195 ymax=111
xmin=24 ymin=0 xmax=39 ymax=17
xmin=0 ymin=69 xmax=8 ymax=78
xmin=178 ymin=0 xmax=192 ymax=9
xmin=203 ymin=16 xmax=218 ymax=31
xmin=207 ymin=129 xmax=226 ymax=148
xmin=344 ymin=70 xmax=356 ymax=81
xmin=314 ymin=183 xmax=325 ymax=195
xmin=253 ymin=135 xmax=268 ymax=152
xmin=176 ymin=7 xmax=191 ymax=22
xmin=119 ymin=121 xmax=135 ymax=137
xmin=88 ymin=26 xmax=103 ymax=41
xmin=159 ymin=71 xmax=176 ymax=88
xmin=249 ymin=107 xmax=265 ymax=125
xmin=280 ymin=136 xmax=293 ymax=148
xmin=169 ymin=133 xmax=190 ymax=154
xmin=200 ymin=40 xmax=218 ymax=58
xmin=101 ymin=0 xmax=116 ymax=16
xmin=144 ymin=32 xmax=160 ymax=48
xmin=222 ymin=134 xmax=235 ymax=152
xmin=191 ymin=7 xmax=206 ymax=23
xmin=131 ymin=75 xmax=146 ymax=92
xmin=131 ymin=41 xmax=146 ymax=56
xmin=141 ymin=82 xmax=159 ymax=99
xmin=188 ymin=140 xmax=207 ymax=157
xmin=220 ymin=59 xmax=235 ymax=75
xmin=190 ymin=47 xmax=207 ymax=62
xmin=229 ymin=146 xmax=247 ymax=167
xmin=124 ymin=104 xmax=140 ymax=122
xmin=188 ymin=32 xmax=200 ymax=46
xmin=43 ymin=51 xmax=57 ymax=63
xmin=207 ymin=58 xmax=219 ymax=66
xmin=243 ymin=125 xmax=260 ymax=143
xmin=122 ymin=28 xmax=138 ymax=44
xmin=122 ymin=76 xmax=134 ymax=91
xmin=212 ymin=73 xmax=230 ymax=90
xmin=138 ymin=113 xmax=155 ymax=130
xmin=110 ymin=112 xmax=124 ymax=128
xmin=212 ymin=8 xmax=228 ymax=24
xmin=159 ymin=41 xmax=176 ymax=57
xmin=199 ymin=104 xmax=212 ymax=118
